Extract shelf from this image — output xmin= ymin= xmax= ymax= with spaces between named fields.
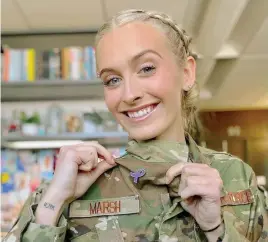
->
xmin=1 ymin=79 xmax=104 ymax=101
xmin=2 ymin=132 xmax=129 ymax=149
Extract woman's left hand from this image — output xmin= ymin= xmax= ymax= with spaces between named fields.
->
xmin=166 ymin=163 xmax=223 ymax=231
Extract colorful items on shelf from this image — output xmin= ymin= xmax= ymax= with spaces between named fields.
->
xmin=46 ymin=104 xmax=65 ymax=135
xmin=2 ymin=48 xmax=35 ymax=82
xmin=2 ymin=106 xmax=123 ymax=137
xmin=1 ymin=45 xmax=97 ymax=82
xmin=60 ymin=46 xmax=97 ymax=80
xmin=0 ymin=149 xmax=52 ymax=231
xmin=20 ymin=111 xmax=41 ymax=136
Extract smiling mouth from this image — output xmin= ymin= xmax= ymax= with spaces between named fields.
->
xmin=124 ymin=103 xmax=159 ymax=120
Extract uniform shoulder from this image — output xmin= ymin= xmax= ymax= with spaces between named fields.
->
xmin=199 ymin=146 xmax=253 ymax=178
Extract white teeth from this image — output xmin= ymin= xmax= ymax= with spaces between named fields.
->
xmin=138 ymin=110 xmax=143 ymax=116
xmin=127 ymin=105 xmax=155 ymax=118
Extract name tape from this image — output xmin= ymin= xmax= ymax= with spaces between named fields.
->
xmin=69 ymin=195 xmax=140 ymax=218
xmin=221 ymin=189 xmax=254 ymax=206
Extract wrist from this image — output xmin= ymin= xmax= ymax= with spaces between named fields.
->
xmin=198 ymin=214 xmax=222 ymax=232
xmin=202 ymin=220 xmax=223 ymax=233
xmin=47 ymin=181 xmax=73 ymax=204
xmin=35 ymin=186 xmax=66 ymax=226
xmin=204 ymin=222 xmax=225 ymax=242
xmin=45 ymin=184 xmax=68 ymax=205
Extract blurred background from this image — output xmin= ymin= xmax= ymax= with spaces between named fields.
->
xmin=1 ymin=0 xmax=268 ymax=237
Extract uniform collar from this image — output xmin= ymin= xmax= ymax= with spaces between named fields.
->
xmin=125 ymin=132 xmax=211 ymax=165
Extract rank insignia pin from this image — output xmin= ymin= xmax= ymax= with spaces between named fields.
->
xmin=130 ymin=168 xmax=146 ymax=184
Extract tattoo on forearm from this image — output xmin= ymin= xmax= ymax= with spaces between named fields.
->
xmin=44 ymin=202 xmax=55 ymax=210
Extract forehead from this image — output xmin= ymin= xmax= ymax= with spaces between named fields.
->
xmin=96 ymin=22 xmax=170 ymax=68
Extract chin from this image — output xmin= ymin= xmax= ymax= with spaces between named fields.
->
xmin=125 ymin=125 xmax=165 ymax=141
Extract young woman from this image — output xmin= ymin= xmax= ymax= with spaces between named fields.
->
xmin=4 ymin=9 xmax=268 ymax=242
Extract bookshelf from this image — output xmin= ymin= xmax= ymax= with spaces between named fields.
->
xmin=1 ymin=42 xmax=128 ymax=147
xmin=1 ymin=79 xmax=104 ymax=101
xmin=2 ymin=131 xmax=129 ymax=149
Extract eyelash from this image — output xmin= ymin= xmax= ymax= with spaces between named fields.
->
xmin=139 ymin=65 xmax=156 ymax=74
xmin=103 ymin=77 xmax=120 ymax=87
xmin=103 ymin=65 xmax=156 ymax=87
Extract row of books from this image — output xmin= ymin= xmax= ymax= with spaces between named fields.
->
xmin=1 ymin=146 xmax=125 ymax=230
xmin=1 ymin=49 xmax=35 ymax=82
xmin=1 ymin=46 xmax=97 ymax=82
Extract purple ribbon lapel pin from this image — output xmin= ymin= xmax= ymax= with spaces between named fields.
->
xmin=130 ymin=168 xmax=146 ymax=184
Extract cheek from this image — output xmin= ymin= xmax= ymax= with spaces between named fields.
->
xmin=104 ymin=90 xmax=119 ymax=113
xmin=148 ymin=68 xmax=182 ymax=101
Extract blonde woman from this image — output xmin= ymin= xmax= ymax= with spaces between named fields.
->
xmin=4 ymin=9 xmax=268 ymax=242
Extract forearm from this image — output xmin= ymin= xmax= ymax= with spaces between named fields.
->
xmin=3 ymin=181 xmax=68 ymax=242
xmin=35 ymin=186 xmax=66 ymax=226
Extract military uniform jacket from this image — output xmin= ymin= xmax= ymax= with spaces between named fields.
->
xmin=3 ymin=134 xmax=268 ymax=242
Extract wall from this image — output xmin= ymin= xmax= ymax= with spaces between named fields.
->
xmin=2 ymin=33 xmax=96 ymax=50
xmin=199 ymin=110 xmax=268 ymax=186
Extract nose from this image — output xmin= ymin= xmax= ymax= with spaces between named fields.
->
xmin=121 ymin=78 xmax=144 ymax=104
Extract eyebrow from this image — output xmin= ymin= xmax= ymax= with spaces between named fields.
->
xmin=98 ymin=49 xmax=162 ymax=77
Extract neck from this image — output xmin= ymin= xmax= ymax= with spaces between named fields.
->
xmin=155 ymin=118 xmax=185 ymax=143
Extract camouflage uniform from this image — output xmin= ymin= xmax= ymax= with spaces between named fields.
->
xmin=3 ymin=134 xmax=268 ymax=242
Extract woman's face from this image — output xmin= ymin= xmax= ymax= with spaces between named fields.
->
xmin=96 ymin=22 xmax=195 ymax=141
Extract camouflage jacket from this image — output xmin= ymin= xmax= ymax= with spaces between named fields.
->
xmin=3 ymin=134 xmax=268 ymax=242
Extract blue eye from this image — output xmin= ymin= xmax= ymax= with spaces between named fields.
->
xmin=104 ymin=77 xmax=121 ymax=87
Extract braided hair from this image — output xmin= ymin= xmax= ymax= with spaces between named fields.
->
xmin=96 ymin=9 xmax=200 ymax=138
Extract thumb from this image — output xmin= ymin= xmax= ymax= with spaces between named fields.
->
xmin=90 ymin=160 xmax=117 ymax=180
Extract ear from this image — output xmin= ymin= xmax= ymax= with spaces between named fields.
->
xmin=182 ymin=56 xmax=196 ymax=91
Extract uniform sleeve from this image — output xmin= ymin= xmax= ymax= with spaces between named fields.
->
xmin=221 ymin=171 xmax=268 ymax=242
xmin=3 ymin=181 xmax=68 ymax=242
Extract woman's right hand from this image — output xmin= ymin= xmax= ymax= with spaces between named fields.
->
xmin=50 ymin=141 xmax=116 ymax=203
xmin=35 ymin=141 xmax=116 ymax=226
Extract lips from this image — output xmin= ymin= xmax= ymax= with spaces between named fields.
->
xmin=124 ymin=103 xmax=158 ymax=119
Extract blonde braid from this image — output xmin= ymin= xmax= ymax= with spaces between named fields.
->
xmin=96 ymin=9 xmax=200 ymax=137
xmin=145 ymin=11 xmax=193 ymax=58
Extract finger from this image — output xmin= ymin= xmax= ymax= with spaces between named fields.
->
xmin=75 ymin=147 xmax=98 ymax=169
xmin=180 ymin=184 xmax=221 ymax=200
xmin=165 ymin=162 xmax=185 ymax=184
xmin=187 ymin=175 xmax=212 ymax=186
xmin=86 ymin=160 xmax=117 ymax=181
xmin=166 ymin=163 xmax=219 ymax=184
xmin=179 ymin=174 xmax=222 ymax=194
xmin=181 ymin=164 xmax=219 ymax=177
xmin=78 ymin=154 xmax=98 ymax=171
xmin=78 ymin=142 xmax=115 ymax=165
xmin=178 ymin=170 xmax=188 ymax=193
xmin=179 ymin=175 xmax=211 ymax=194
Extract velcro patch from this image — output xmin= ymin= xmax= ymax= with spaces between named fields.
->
xmin=69 ymin=195 xmax=140 ymax=218
xmin=221 ymin=189 xmax=254 ymax=206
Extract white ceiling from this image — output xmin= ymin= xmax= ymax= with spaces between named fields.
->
xmin=1 ymin=0 xmax=268 ymax=111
